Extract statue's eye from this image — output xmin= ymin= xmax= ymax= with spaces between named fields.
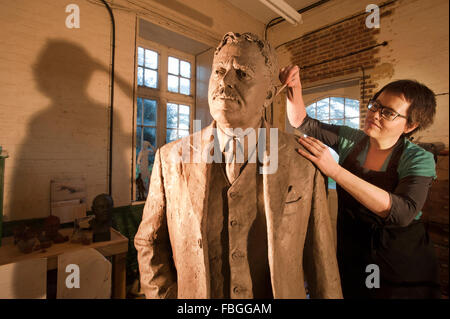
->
xmin=236 ymin=69 xmax=247 ymax=79
xmin=215 ymin=68 xmax=225 ymax=75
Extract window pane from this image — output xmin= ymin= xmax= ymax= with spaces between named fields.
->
xmin=168 ymin=75 xmax=179 ymax=93
xmin=330 ymin=97 xmax=344 ymax=119
xmin=346 ymin=117 xmax=360 ymax=129
xmin=316 ymin=98 xmax=329 ymax=120
xmin=306 ymin=104 xmax=315 ymax=118
xmin=179 ymin=113 xmax=190 ymax=129
xmin=180 ymin=60 xmax=191 ymax=78
xmin=179 ymin=129 xmax=189 ymax=138
xmin=330 ymin=119 xmax=344 ymax=125
xmin=179 ymin=77 xmax=190 ymax=95
xmin=143 ymin=127 xmax=156 ymax=149
xmin=167 ymin=103 xmax=178 ymax=128
xmin=137 ymin=98 xmax=143 ymax=125
xmin=166 ymin=129 xmax=178 ymax=143
xmin=136 ymin=126 xmax=142 ymax=157
xmin=179 ymin=104 xmax=190 ymax=115
xmin=345 ymin=99 xmax=360 ymax=117
xmin=168 ymin=57 xmax=179 ymax=75
xmin=144 ymin=69 xmax=157 ymax=88
xmin=143 ymin=99 xmax=157 ymax=126
xmin=137 ymin=67 xmax=143 ymax=86
xmin=145 ymin=49 xmax=158 ymax=69
xmin=138 ymin=47 xmax=144 ymax=66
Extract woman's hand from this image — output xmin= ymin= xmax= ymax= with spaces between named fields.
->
xmin=297 ymin=136 xmax=342 ymax=180
xmin=279 ymin=65 xmax=306 ymax=128
xmin=279 ymin=65 xmax=302 ymax=92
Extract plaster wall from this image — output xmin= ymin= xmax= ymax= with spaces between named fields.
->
xmin=0 ymin=0 xmax=263 ymax=221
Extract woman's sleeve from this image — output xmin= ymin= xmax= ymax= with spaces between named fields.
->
xmin=297 ymin=116 xmax=341 ymax=152
xmin=385 ymin=175 xmax=433 ymax=227
xmin=384 ymin=146 xmax=436 ymax=227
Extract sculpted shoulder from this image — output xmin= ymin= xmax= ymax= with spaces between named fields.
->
xmin=157 ymin=129 xmax=206 ymax=162
xmin=279 ymin=131 xmax=316 ymax=170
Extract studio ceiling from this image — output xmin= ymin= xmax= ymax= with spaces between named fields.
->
xmin=226 ymin=0 xmax=319 ymax=24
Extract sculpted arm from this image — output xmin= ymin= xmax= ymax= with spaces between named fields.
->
xmin=303 ymin=168 xmax=343 ymax=299
xmin=134 ymin=149 xmax=177 ymax=298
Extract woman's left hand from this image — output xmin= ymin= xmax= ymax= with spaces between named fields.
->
xmin=297 ymin=136 xmax=342 ymax=180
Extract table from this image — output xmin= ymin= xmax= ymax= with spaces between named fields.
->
xmin=0 ymin=227 xmax=128 ymax=298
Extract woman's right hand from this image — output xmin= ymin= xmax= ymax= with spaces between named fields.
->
xmin=279 ymin=65 xmax=306 ymax=127
xmin=279 ymin=65 xmax=302 ymax=90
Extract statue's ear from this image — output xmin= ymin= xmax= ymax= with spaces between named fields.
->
xmin=263 ymin=86 xmax=276 ymax=108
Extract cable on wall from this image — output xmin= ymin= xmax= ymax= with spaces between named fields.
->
xmin=264 ymin=0 xmax=332 ymax=40
xmin=100 ymin=0 xmax=116 ymax=197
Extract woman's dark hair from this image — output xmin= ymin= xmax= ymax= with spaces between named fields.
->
xmin=371 ymin=79 xmax=436 ymax=136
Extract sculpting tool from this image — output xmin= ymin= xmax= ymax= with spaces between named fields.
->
xmin=275 ymin=69 xmax=299 ymax=97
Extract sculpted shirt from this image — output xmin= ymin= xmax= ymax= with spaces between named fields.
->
xmin=207 ymin=126 xmax=272 ymax=298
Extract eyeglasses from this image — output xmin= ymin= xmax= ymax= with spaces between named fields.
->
xmin=367 ymin=100 xmax=408 ymax=121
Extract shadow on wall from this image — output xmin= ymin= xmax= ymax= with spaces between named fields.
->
xmin=9 ymin=39 xmax=132 ymax=222
xmin=8 ymin=39 xmax=133 ymax=298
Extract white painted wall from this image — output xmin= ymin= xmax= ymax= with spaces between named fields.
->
xmin=0 ymin=0 xmax=264 ymax=221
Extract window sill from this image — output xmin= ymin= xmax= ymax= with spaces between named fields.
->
xmin=131 ymin=200 xmax=146 ymax=206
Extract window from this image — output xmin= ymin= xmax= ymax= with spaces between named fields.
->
xmin=137 ymin=47 xmax=158 ymax=88
xmin=168 ymin=56 xmax=191 ymax=95
xmin=305 ymin=97 xmax=360 ymax=189
xmin=306 ymin=97 xmax=360 ymax=129
xmin=166 ymin=103 xmax=190 ymax=143
xmin=134 ymin=41 xmax=195 ymax=201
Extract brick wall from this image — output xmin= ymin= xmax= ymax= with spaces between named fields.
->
xmin=282 ymin=3 xmax=396 ymax=128
xmin=271 ymin=0 xmax=448 ymax=147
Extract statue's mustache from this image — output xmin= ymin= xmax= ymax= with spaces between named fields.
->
xmin=212 ymin=86 xmax=241 ymax=103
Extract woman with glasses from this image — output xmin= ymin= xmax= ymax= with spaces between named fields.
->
xmin=279 ymin=65 xmax=441 ymax=299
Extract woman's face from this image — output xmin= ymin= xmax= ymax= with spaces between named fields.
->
xmin=363 ymin=91 xmax=416 ymax=142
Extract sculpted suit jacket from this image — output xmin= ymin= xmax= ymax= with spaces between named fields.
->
xmin=134 ymin=121 xmax=342 ymax=299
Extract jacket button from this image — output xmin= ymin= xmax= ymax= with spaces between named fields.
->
xmin=232 ymin=250 xmax=244 ymax=260
xmin=229 ymin=191 xmax=237 ymax=198
xmin=233 ymin=286 xmax=245 ymax=295
xmin=230 ymin=220 xmax=238 ymax=227
xmin=198 ymin=239 xmax=202 ymax=248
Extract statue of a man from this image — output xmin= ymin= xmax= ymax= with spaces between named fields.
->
xmin=135 ymin=32 xmax=342 ymax=299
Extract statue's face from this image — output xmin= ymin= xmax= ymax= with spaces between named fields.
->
xmin=208 ymin=41 xmax=271 ymax=130
xmin=92 ymin=197 xmax=111 ymax=223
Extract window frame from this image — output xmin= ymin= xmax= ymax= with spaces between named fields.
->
xmin=306 ymin=96 xmax=360 ymax=129
xmin=133 ymin=38 xmax=196 ymax=202
xmin=304 ymin=96 xmax=361 ymax=189
xmin=167 ymin=56 xmax=193 ymax=96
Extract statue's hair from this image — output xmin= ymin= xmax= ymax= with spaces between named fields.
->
xmin=214 ymin=32 xmax=279 ymax=88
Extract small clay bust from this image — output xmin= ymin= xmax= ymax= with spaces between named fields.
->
xmin=90 ymin=194 xmax=113 ymax=242
xmin=43 ymin=215 xmax=69 ymax=244
xmin=14 ymin=224 xmax=39 ymax=253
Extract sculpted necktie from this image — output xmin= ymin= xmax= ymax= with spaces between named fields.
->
xmin=225 ymin=137 xmax=243 ymax=184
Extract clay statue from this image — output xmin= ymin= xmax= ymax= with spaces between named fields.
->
xmin=137 ymin=141 xmax=157 ymax=195
xmin=42 ymin=215 xmax=69 ymax=244
xmin=90 ymin=194 xmax=113 ymax=242
xmin=14 ymin=224 xmax=40 ymax=253
xmin=135 ymin=32 xmax=342 ymax=299
xmin=136 ymin=173 xmax=146 ymax=201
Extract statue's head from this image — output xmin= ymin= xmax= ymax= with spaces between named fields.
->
xmin=92 ymin=194 xmax=113 ymax=223
xmin=208 ymin=32 xmax=279 ymax=130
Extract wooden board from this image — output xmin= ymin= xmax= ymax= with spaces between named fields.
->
xmin=0 ymin=258 xmax=47 ymax=299
xmin=57 ymin=248 xmax=111 ymax=299
xmin=0 ymin=228 xmax=128 ymax=269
